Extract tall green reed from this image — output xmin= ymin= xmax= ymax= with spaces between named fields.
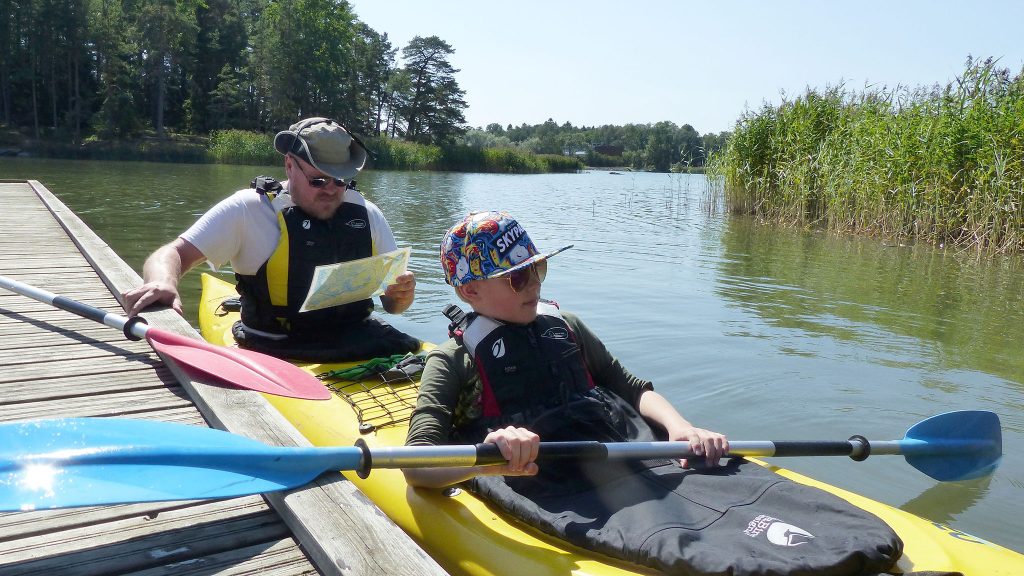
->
xmin=21 ymin=128 xmax=582 ymax=175
xmin=208 ymin=130 xmax=277 ymax=165
xmin=365 ymin=138 xmax=581 ymax=173
xmin=708 ymin=57 xmax=1023 ymax=253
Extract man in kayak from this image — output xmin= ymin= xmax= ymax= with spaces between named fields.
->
xmin=403 ymin=211 xmax=901 ymax=575
xmin=121 ymin=117 xmax=420 ymax=361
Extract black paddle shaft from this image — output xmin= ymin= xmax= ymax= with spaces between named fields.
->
xmin=771 ymin=437 xmax=871 ymax=460
xmin=472 ymin=436 xmax=872 ymax=465
xmin=42 ymin=292 xmax=148 ymax=341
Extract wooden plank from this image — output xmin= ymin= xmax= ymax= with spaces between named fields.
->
xmin=0 ymin=271 xmax=107 ymax=287
xmin=0 ymin=247 xmax=77 ymax=253
xmin=0 ymin=289 xmax=129 ymax=302
xmin=0 ymin=338 xmax=153 ymax=366
xmin=0 ymin=243 xmax=78 ymax=251
xmin=0 ymin=323 xmax=149 ymax=345
xmin=0 ymin=263 xmax=103 ymax=272
xmin=0 ymin=497 xmax=293 ymax=576
xmin=126 ymin=538 xmax=319 ymax=576
xmin=0 ymin=403 xmax=205 ymax=426
xmin=0 ymin=368 xmax=178 ymax=404
xmin=0 ymin=255 xmax=92 ymax=265
xmin=0 ymin=354 xmax=162 ymax=384
xmin=0 ymin=272 xmax=99 ymax=285
xmin=0 ymin=323 xmax=114 ymax=341
xmin=29 ymin=180 xmax=450 ymax=575
xmin=0 ymin=388 xmax=194 ymax=421
xmin=0 ymin=287 xmax=120 ymax=300
xmin=0 ymin=501 xmax=213 ymax=541
xmin=0 ymin=302 xmax=131 ymax=322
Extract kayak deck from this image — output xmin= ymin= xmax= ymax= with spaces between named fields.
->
xmin=198 ymin=272 xmax=1024 ymax=576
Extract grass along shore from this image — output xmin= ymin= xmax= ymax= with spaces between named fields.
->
xmin=707 ymin=58 xmax=1024 ymax=254
xmin=9 ymin=130 xmax=583 ymax=174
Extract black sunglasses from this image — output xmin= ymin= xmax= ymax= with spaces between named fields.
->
xmin=292 ymin=156 xmax=345 ymax=188
xmin=505 ymin=260 xmax=548 ymax=292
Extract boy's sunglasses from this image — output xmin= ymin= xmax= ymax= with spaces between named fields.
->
xmin=504 ymin=260 xmax=547 ymax=292
xmin=292 ymin=156 xmax=345 ymax=188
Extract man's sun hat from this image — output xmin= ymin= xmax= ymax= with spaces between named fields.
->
xmin=273 ymin=117 xmax=368 ymax=180
xmin=440 ymin=211 xmax=572 ymax=286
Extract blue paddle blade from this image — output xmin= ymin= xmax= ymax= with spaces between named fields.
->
xmin=0 ymin=419 xmax=363 ymax=511
xmin=902 ymin=410 xmax=1002 ymax=481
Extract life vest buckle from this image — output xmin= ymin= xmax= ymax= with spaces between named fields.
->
xmin=251 ymin=175 xmax=283 ymax=196
xmin=443 ymin=303 xmax=470 ymax=338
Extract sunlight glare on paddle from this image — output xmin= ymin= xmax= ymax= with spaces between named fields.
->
xmin=15 ymin=463 xmax=61 ymax=510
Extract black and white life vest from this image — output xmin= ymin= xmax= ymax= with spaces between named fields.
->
xmin=446 ymin=303 xmax=662 ymax=481
xmin=455 ymin=302 xmax=594 ymax=424
xmin=235 ymin=200 xmax=373 ymax=336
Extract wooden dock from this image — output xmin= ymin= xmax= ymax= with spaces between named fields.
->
xmin=0 ymin=180 xmax=448 ymax=576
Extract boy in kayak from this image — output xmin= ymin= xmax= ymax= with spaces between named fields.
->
xmin=404 ymin=210 xmax=901 ymax=576
xmin=404 ymin=210 xmax=728 ymax=488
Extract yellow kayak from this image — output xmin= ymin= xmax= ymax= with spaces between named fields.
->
xmin=199 ymin=272 xmax=1023 ymax=576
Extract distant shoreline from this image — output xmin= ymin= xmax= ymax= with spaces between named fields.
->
xmin=7 ymin=136 xmax=705 ymax=175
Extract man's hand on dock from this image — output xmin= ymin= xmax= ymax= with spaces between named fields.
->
xmin=122 ymin=282 xmax=184 ymax=317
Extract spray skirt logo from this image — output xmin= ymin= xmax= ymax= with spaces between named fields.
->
xmin=744 ymin=514 xmax=815 ymax=547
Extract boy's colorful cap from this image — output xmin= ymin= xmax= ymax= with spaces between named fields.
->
xmin=440 ymin=211 xmax=572 ymax=286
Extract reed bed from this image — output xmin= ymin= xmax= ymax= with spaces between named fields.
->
xmin=366 ymin=138 xmax=582 ymax=173
xmin=208 ymin=130 xmax=278 ymax=165
xmin=23 ymin=128 xmax=580 ymax=174
xmin=708 ymin=58 xmax=1024 ymax=253
xmin=28 ymin=137 xmax=209 ymax=162
xmin=203 ymin=132 xmax=583 ymax=173
xmin=366 ymin=138 xmax=444 ymax=171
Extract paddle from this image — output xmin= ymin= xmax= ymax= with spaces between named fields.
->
xmin=0 ymin=275 xmax=330 ymax=400
xmin=0 ymin=411 xmax=1000 ymax=511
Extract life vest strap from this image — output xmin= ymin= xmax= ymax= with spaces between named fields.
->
xmin=251 ymin=176 xmax=283 ymax=198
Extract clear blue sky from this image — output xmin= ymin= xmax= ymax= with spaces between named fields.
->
xmin=348 ymin=0 xmax=1024 ymax=136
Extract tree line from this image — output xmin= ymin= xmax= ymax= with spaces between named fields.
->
xmin=466 ymin=120 xmax=730 ymax=170
xmin=0 ymin=0 xmax=728 ymax=171
xmin=0 ymin=0 xmax=465 ymax=144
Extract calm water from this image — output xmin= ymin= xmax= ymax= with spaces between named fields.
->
xmin=3 ymin=157 xmax=1023 ymax=553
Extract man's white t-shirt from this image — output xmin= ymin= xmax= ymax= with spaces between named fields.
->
xmin=181 ymin=183 xmax=399 ymax=276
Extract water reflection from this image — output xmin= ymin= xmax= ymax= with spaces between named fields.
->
xmin=901 ymin=475 xmax=991 ymax=526
xmin=715 ymin=217 xmax=1024 ymax=389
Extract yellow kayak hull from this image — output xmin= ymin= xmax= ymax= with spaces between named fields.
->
xmin=199 ymin=273 xmax=1023 ymax=576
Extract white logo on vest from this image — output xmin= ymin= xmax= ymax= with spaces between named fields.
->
xmin=491 ymin=338 xmax=506 ymax=358
xmin=743 ymin=514 xmax=815 ymax=546
xmin=347 ymin=219 xmax=367 ymax=229
xmin=302 ymin=219 xmax=311 ymax=230
xmin=541 ymin=327 xmax=569 ymax=339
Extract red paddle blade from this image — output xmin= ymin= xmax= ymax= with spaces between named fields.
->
xmin=144 ymin=328 xmax=330 ymax=400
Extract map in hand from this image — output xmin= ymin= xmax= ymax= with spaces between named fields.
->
xmin=299 ymin=247 xmax=411 ymax=312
